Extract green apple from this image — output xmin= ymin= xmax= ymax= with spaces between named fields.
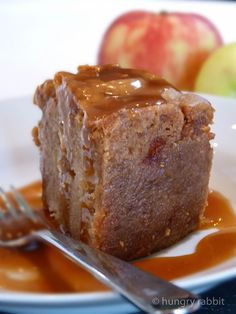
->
xmin=195 ymin=43 xmax=236 ymax=97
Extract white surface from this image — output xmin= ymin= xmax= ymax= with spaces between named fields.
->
xmin=0 ymin=94 xmax=236 ymax=314
xmin=0 ymin=0 xmax=236 ymax=100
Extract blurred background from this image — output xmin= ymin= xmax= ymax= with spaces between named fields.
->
xmin=0 ymin=0 xmax=236 ymax=100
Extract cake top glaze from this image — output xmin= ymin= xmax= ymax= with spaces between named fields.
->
xmin=34 ymin=64 xmax=177 ymax=119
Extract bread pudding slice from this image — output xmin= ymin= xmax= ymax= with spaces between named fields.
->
xmin=33 ymin=65 xmax=214 ymax=260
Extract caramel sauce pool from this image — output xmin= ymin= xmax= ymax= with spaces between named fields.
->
xmin=0 ymin=182 xmax=235 ymax=293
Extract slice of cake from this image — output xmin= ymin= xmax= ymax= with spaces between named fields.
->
xmin=33 ymin=65 xmax=214 ymax=261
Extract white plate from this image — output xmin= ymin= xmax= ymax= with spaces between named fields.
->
xmin=0 ymin=94 xmax=236 ymax=314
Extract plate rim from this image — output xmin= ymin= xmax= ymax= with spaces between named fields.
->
xmin=0 ymin=264 xmax=236 ymax=305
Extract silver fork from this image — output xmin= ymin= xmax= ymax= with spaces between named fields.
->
xmin=0 ymin=186 xmax=200 ymax=314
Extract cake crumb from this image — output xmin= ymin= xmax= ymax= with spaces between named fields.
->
xmin=32 ymin=127 xmax=40 ymax=146
xmin=119 ymin=241 xmax=125 ymax=248
xmin=165 ymin=228 xmax=171 ymax=236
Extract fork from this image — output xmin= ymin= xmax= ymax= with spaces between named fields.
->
xmin=0 ymin=186 xmax=200 ymax=314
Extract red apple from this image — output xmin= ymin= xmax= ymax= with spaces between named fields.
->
xmin=98 ymin=11 xmax=223 ymax=90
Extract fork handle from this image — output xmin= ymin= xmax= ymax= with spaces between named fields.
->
xmin=35 ymin=229 xmax=200 ymax=314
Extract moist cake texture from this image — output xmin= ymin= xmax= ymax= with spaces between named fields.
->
xmin=33 ymin=64 xmax=214 ymax=260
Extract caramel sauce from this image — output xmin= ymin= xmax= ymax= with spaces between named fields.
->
xmin=134 ymin=191 xmax=236 ymax=280
xmin=47 ymin=65 xmax=175 ymax=119
xmin=200 ymin=191 xmax=236 ymax=229
xmin=0 ymin=182 xmax=235 ymax=293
